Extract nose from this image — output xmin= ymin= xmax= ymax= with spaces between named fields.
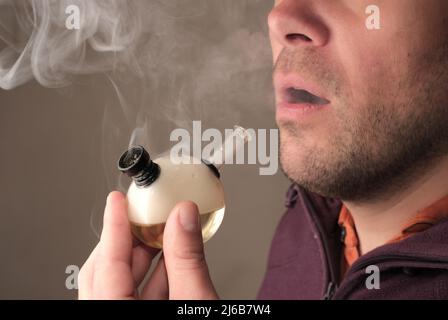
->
xmin=268 ymin=0 xmax=329 ymax=48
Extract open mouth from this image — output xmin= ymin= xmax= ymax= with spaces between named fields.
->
xmin=285 ymin=87 xmax=330 ymax=105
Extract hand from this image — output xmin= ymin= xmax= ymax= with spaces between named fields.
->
xmin=78 ymin=191 xmax=219 ymax=300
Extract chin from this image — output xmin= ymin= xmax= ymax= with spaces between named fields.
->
xmin=280 ymin=146 xmax=306 ymax=180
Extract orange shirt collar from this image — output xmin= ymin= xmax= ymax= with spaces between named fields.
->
xmin=339 ymin=195 xmax=448 ymax=269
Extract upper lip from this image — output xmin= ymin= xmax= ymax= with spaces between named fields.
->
xmin=274 ymin=73 xmax=331 ymax=105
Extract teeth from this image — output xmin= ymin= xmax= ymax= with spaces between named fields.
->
xmin=286 ymin=88 xmax=329 ymax=105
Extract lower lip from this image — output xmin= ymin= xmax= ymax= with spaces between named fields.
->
xmin=276 ymin=101 xmax=329 ymax=120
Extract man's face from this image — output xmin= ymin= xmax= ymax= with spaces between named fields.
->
xmin=270 ymin=0 xmax=448 ymax=201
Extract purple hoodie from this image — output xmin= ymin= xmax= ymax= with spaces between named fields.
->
xmin=257 ymin=184 xmax=448 ymax=300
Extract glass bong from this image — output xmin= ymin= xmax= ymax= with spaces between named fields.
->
xmin=117 ymin=126 xmax=250 ymax=249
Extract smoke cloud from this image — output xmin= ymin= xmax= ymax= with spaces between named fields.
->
xmin=0 ymin=0 xmax=272 ymax=91
xmin=0 ymin=0 xmax=152 ymax=89
xmin=0 ymin=0 xmax=274 ymax=235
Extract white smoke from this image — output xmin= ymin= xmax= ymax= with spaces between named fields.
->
xmin=0 ymin=0 xmax=272 ymax=92
xmin=0 ymin=0 xmax=273 ymax=164
xmin=0 ymin=0 xmax=274 ymax=237
xmin=0 ymin=0 xmax=146 ymax=89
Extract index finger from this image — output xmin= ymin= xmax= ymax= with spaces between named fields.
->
xmin=98 ymin=191 xmax=133 ymax=264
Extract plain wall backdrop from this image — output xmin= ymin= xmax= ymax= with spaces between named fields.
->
xmin=0 ymin=0 xmax=290 ymax=299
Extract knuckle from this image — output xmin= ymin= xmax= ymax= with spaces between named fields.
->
xmin=172 ymin=245 xmax=207 ymax=271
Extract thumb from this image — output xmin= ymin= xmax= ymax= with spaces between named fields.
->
xmin=163 ymin=201 xmax=219 ymax=300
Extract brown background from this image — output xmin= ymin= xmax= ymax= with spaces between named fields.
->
xmin=0 ymin=0 xmax=290 ymax=299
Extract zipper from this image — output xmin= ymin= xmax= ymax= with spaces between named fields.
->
xmin=297 ymin=186 xmax=448 ymax=299
xmin=323 ymin=282 xmax=336 ymax=300
xmin=301 ymin=190 xmax=340 ymax=300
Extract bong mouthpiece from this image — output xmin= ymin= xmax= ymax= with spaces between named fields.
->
xmin=118 ymin=145 xmax=160 ymax=187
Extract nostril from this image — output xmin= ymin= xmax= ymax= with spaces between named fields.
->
xmin=286 ymin=33 xmax=312 ymax=42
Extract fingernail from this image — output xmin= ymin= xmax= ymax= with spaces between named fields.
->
xmin=179 ymin=203 xmax=200 ymax=232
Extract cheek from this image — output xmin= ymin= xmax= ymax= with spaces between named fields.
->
xmin=335 ymin=37 xmax=395 ymax=120
xmin=332 ymin=4 xmax=421 ymax=114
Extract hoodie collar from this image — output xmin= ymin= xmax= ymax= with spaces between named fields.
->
xmin=287 ymin=183 xmax=448 ymax=266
